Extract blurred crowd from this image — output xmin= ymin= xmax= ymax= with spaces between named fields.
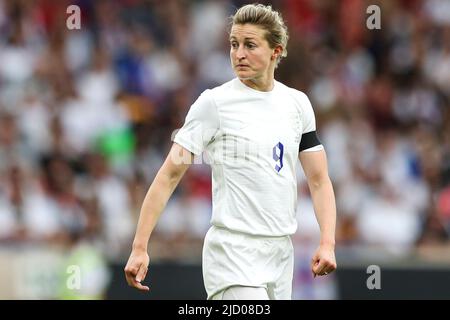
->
xmin=0 ymin=0 xmax=449 ymax=263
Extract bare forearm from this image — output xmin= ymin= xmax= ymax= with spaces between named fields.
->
xmin=308 ymin=177 xmax=336 ymax=246
xmin=132 ymin=172 xmax=180 ymax=251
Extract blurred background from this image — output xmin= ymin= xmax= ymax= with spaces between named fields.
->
xmin=0 ymin=0 xmax=449 ymax=299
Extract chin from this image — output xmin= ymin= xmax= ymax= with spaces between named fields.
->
xmin=235 ymin=71 xmax=255 ymax=80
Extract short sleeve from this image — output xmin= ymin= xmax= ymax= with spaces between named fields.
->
xmin=299 ymin=92 xmax=323 ymax=152
xmin=172 ymin=89 xmax=220 ymax=155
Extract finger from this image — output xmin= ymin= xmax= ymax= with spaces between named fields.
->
xmin=312 ymin=259 xmax=321 ymax=273
xmin=126 ymin=277 xmax=149 ymax=291
xmin=124 ymin=267 xmax=138 ymax=285
xmin=127 ymin=275 xmax=149 ymax=291
xmin=133 ymin=280 xmax=150 ymax=291
xmin=314 ymin=262 xmax=327 ymax=276
xmin=323 ymin=264 xmax=337 ymax=275
xmin=128 ymin=273 xmax=149 ymax=291
xmin=311 ymin=258 xmax=319 ymax=278
xmin=125 ymin=273 xmax=134 ymax=286
xmin=311 ymin=257 xmax=319 ymax=271
xmin=319 ymin=262 xmax=336 ymax=276
xmin=135 ymin=265 xmax=148 ymax=283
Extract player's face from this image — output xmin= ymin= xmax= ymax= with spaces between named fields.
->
xmin=229 ymin=24 xmax=277 ymax=82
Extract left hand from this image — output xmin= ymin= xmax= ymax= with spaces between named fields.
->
xmin=311 ymin=244 xmax=337 ymax=278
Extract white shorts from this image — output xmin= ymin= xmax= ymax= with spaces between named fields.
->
xmin=211 ymin=286 xmax=270 ymax=300
xmin=202 ymin=225 xmax=294 ymax=300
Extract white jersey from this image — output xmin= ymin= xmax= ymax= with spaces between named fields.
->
xmin=173 ymin=78 xmax=323 ymax=236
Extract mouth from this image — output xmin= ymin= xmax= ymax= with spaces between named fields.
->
xmin=236 ymin=64 xmax=250 ymax=68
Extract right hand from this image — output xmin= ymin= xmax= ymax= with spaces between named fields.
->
xmin=124 ymin=249 xmax=150 ymax=291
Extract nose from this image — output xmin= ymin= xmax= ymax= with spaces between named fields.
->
xmin=236 ymin=44 xmax=246 ymax=60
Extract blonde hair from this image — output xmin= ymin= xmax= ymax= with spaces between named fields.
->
xmin=230 ymin=3 xmax=289 ymax=67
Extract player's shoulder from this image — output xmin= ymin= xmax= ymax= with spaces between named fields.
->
xmin=207 ymin=78 xmax=237 ymax=95
xmin=276 ymin=80 xmax=310 ymax=102
xmin=275 ymin=80 xmax=313 ymax=114
xmin=192 ymin=80 xmax=236 ymax=111
xmin=198 ymin=78 xmax=240 ymax=107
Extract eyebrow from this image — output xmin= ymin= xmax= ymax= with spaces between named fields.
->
xmin=229 ymin=36 xmax=257 ymax=41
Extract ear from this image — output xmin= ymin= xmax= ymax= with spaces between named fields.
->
xmin=272 ymin=45 xmax=283 ymax=60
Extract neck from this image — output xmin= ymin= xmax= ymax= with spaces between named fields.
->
xmin=241 ymin=77 xmax=274 ymax=92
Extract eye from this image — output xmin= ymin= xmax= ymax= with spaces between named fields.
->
xmin=230 ymin=41 xmax=238 ymax=49
xmin=246 ymin=42 xmax=256 ymax=49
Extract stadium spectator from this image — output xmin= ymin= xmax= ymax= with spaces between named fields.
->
xmin=0 ymin=0 xmax=449 ymax=299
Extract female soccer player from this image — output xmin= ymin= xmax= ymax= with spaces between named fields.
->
xmin=124 ymin=3 xmax=337 ymax=300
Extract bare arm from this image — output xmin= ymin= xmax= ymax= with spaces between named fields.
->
xmin=299 ymin=149 xmax=337 ymax=277
xmin=124 ymin=143 xmax=193 ymax=290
